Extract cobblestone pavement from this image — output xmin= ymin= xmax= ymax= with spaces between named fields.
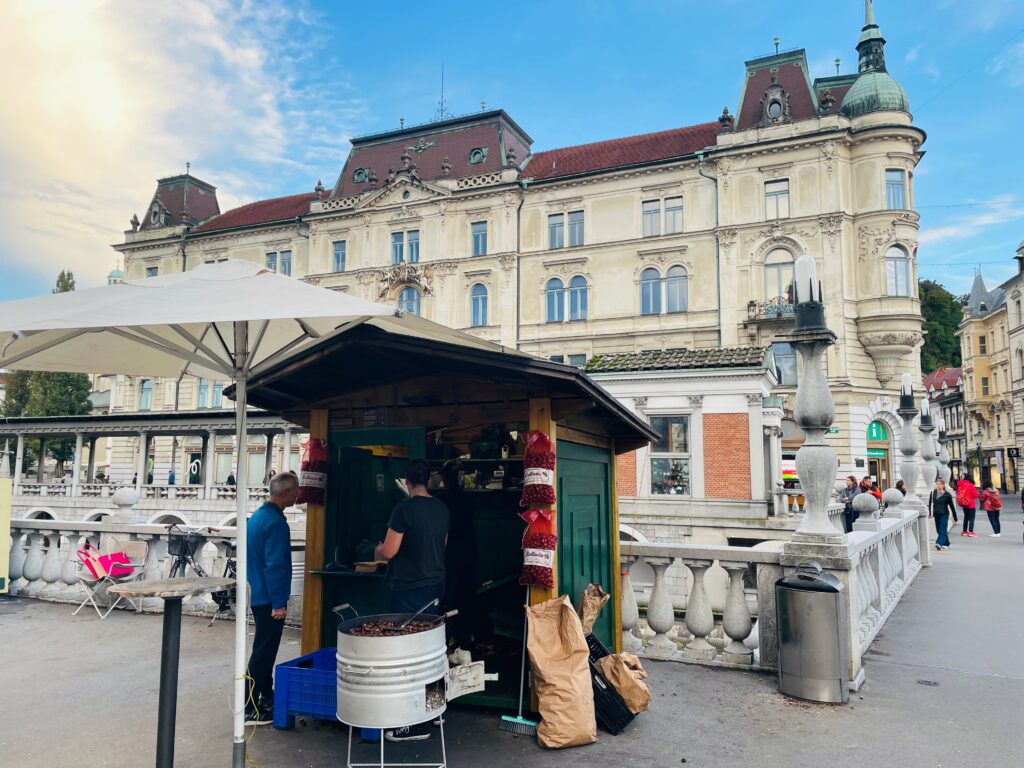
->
xmin=2 ymin=512 xmax=1021 ymax=767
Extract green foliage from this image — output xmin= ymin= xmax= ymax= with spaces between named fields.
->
xmin=919 ymin=279 xmax=964 ymax=371
xmin=1 ymin=369 xmax=32 ymax=418
xmin=53 ymin=270 xmax=75 ymax=293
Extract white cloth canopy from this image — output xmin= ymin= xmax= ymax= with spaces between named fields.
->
xmin=0 ymin=259 xmax=517 ymax=765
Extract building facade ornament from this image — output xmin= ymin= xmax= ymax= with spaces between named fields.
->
xmin=715 ymin=228 xmax=739 ymax=249
xmin=689 ymin=395 xmax=703 ymax=407
xmin=746 ymin=393 xmax=763 ymax=405
xmin=757 ymin=69 xmax=792 ymax=127
xmin=377 ymin=262 xmax=433 ymax=298
xmin=818 ymin=214 xmax=844 ymax=251
xmin=819 ymin=140 xmax=837 ymax=177
xmin=406 ymin=137 xmax=437 ymax=154
xmin=633 ymin=396 xmax=648 ymax=407
xmin=498 ymin=253 xmax=517 ymax=272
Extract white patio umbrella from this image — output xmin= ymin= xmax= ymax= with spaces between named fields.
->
xmin=0 ymin=259 xmax=509 ymax=765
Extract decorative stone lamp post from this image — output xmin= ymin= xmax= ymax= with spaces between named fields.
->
xmin=897 ymin=374 xmax=923 ymax=508
xmin=919 ymin=397 xmax=938 ymax=503
xmin=936 ymin=417 xmax=952 ymax=484
xmin=787 ymin=254 xmax=844 ymax=543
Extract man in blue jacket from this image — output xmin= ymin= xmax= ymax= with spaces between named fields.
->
xmin=245 ymin=471 xmax=297 ymax=725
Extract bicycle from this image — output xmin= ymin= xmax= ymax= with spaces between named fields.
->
xmin=166 ymin=523 xmax=238 ymax=626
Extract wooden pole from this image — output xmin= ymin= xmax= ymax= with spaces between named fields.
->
xmin=528 ymin=397 xmax=557 ymax=605
xmin=610 ymin=441 xmax=623 ymax=652
xmin=300 ymin=408 xmax=329 ymax=654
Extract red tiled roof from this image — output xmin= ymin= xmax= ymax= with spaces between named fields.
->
xmin=140 ymin=175 xmax=220 ymax=231
xmin=192 ymin=192 xmax=323 ymax=234
xmin=923 ymin=367 xmax=963 ymax=391
xmin=523 ymin=122 xmax=719 ymax=181
xmin=736 ymin=55 xmax=818 ymax=130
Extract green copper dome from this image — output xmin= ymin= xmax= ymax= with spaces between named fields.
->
xmin=840 ymin=70 xmax=908 ymax=118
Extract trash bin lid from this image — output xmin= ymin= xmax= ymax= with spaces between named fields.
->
xmin=775 ymin=560 xmax=843 ymax=592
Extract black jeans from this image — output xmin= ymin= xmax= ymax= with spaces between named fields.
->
xmin=842 ymin=510 xmax=855 ymax=533
xmin=390 ymin=582 xmax=445 ymax=613
xmin=961 ymin=507 xmax=976 ymax=533
xmin=987 ymin=510 xmax=1001 ymax=534
xmin=247 ymin=604 xmax=285 ymax=708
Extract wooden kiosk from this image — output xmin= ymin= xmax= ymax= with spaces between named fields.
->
xmin=241 ymin=324 xmax=655 ymax=708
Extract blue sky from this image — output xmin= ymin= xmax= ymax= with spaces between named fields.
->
xmin=1 ymin=0 xmax=1022 ymax=301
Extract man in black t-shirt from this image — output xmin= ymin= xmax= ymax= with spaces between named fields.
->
xmin=375 ymin=458 xmax=450 ymax=613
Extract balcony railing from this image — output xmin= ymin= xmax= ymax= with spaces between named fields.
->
xmin=15 ymin=482 xmax=268 ymax=501
xmin=746 ymin=297 xmax=795 ymax=323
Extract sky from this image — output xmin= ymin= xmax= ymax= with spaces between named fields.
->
xmin=1 ymin=0 xmax=1022 ymax=301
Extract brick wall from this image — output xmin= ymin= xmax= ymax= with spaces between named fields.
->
xmin=616 ymin=450 xmax=637 ymax=496
xmin=702 ymin=413 xmax=751 ymax=499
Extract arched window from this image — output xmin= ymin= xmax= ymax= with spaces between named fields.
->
xmin=470 ymin=283 xmax=488 ymax=327
xmin=398 ymin=287 xmax=421 ymax=316
xmin=640 ymin=268 xmax=661 ymax=315
xmin=665 ymin=265 xmax=688 ymax=313
xmin=764 ymin=249 xmax=794 ymax=303
xmin=545 ymin=278 xmax=564 ymax=323
xmin=885 ymin=245 xmax=910 ymax=296
xmin=568 ymin=276 xmax=588 ymax=321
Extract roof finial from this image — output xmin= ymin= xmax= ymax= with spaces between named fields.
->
xmin=480 ymin=99 xmax=486 ymax=112
xmin=864 ymin=0 xmax=876 ymax=28
xmin=400 ymin=117 xmax=405 ymax=128
xmin=773 ymin=36 xmax=780 ymax=54
xmin=834 ymin=57 xmax=841 ymax=74
xmin=185 ymin=160 xmax=190 ymax=175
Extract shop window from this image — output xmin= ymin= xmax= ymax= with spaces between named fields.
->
xmin=398 ymin=287 xmax=421 ymax=316
xmin=649 ymin=415 xmax=690 ymax=495
xmin=885 ymin=169 xmax=906 ymax=210
xmin=771 ymin=342 xmax=798 ymax=386
xmin=885 ymin=245 xmax=910 ymax=296
xmin=470 ymin=283 xmax=488 ymax=327
xmin=333 ymin=241 xmax=346 ymax=273
xmin=471 ymin=221 xmax=487 ymax=257
xmin=765 ymin=179 xmax=790 ymax=220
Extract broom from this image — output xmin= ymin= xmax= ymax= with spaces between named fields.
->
xmin=499 ymin=586 xmax=539 ymax=736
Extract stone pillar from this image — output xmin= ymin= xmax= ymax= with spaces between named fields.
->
xmin=86 ymin=437 xmax=98 ymax=482
xmin=203 ymin=431 xmax=216 ymax=499
xmin=71 ymin=433 xmax=84 ymax=495
xmin=681 ymin=560 xmax=716 ymax=661
xmin=937 ymin=431 xmax=952 ymax=484
xmin=747 ymin=394 xmax=765 ymax=500
xmin=720 ymin=561 xmax=754 ymax=664
xmin=14 ymin=434 xmax=25 ymax=493
xmin=37 ymin=438 xmax=46 ymax=481
xmin=644 ymin=558 xmax=678 ymax=659
xmin=135 ymin=432 xmax=149 ymax=493
xmin=897 ymin=398 xmax=924 ymax=510
xmin=919 ymin=417 xmax=938 ymax=502
xmin=282 ymin=429 xmax=293 ymax=473
xmin=264 ymin=433 xmax=276 ymax=482
xmin=620 ymin=559 xmax=643 ymax=653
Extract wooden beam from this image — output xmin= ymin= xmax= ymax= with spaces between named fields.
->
xmin=529 ymin=397 xmax=558 ymax=606
xmin=300 ymin=408 xmax=329 ymax=654
xmin=557 ymin=426 xmax=612 ymax=451
xmin=610 ymin=439 xmax=622 ymax=653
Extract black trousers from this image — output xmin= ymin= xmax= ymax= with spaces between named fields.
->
xmin=247 ymin=604 xmax=285 ymax=708
xmin=842 ymin=511 xmax=855 ymax=533
xmin=961 ymin=508 xmax=976 ymax=532
xmin=987 ymin=510 xmax=1001 ymax=534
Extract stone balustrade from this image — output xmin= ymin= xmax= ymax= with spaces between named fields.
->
xmin=621 ymin=504 xmax=924 ymax=687
xmin=15 ymin=482 xmax=268 ymax=502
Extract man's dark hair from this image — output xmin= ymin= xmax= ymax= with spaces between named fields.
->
xmin=405 ymin=459 xmax=431 ymax=488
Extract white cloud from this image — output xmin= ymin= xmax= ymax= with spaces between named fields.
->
xmin=0 ymin=0 xmax=368 ymax=292
xmin=987 ymin=40 xmax=1024 ymax=87
xmin=919 ymin=194 xmax=1024 ymax=245
xmin=905 ymin=45 xmax=922 ymax=63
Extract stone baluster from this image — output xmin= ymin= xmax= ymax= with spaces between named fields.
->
xmin=681 ymin=559 xmax=716 ymax=661
xmin=60 ymin=533 xmax=84 ymax=599
xmin=919 ymin=414 xmax=938 ymax=501
xmin=620 ymin=559 xmax=643 ymax=653
xmin=21 ymin=532 xmax=46 ymax=597
xmin=8 ymin=527 xmax=27 ymax=595
xmin=720 ymin=561 xmax=753 ymax=665
xmin=137 ymin=534 xmax=166 ymax=611
xmin=937 ymin=429 xmax=952 ymax=485
xmin=39 ymin=531 xmax=65 ymax=598
xmin=866 ymin=545 xmax=883 ymax=622
xmin=643 ymin=557 xmax=678 ymax=659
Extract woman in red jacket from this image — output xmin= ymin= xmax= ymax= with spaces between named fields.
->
xmin=980 ymin=483 xmax=1002 ymax=537
xmin=956 ymin=477 xmax=980 ymax=537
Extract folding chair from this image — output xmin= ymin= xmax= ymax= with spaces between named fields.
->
xmin=72 ymin=539 xmax=147 ymax=618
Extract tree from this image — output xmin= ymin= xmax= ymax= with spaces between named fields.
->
xmin=919 ymin=279 xmax=964 ymax=371
xmin=54 ymin=269 xmax=76 ymax=293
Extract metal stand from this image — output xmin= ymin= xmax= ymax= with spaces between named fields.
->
xmin=346 ymin=722 xmax=447 ymax=768
xmin=157 ymin=597 xmax=183 ymax=768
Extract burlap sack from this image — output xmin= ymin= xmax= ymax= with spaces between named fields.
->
xmin=596 ymin=654 xmax=651 ymax=714
xmin=577 ymin=583 xmax=610 ymax=635
xmin=526 ymin=595 xmax=597 ymax=748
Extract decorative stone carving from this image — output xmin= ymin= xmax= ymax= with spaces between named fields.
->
xmin=746 ymin=393 xmax=763 ymax=405
xmin=818 ymin=214 xmax=844 ymax=251
xmin=130 ymin=213 xmax=140 ymax=232
xmin=757 ymin=70 xmax=792 ymax=127
xmin=440 ymin=156 xmax=452 ymax=176
xmin=858 ymin=331 xmax=923 ymax=386
xmin=498 ymin=253 xmax=517 ymax=272
xmin=689 ymin=395 xmax=703 ymax=407
xmin=376 ymin=262 xmax=433 ymax=298
xmin=718 ymin=106 xmax=734 ymax=131
xmin=355 ymin=271 xmax=376 ymax=286
xmin=756 ymin=220 xmax=815 ymax=244
xmin=433 ymin=261 xmax=459 ymax=286
xmin=715 ymin=228 xmax=738 ymax=249
xmin=819 ymin=88 xmax=836 ymax=113
xmin=406 ymin=137 xmax=437 ymax=154
xmin=633 ymin=396 xmax=648 ymax=408
xmin=819 ymin=140 xmax=837 ymax=177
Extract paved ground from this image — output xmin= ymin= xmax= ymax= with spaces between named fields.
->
xmin=2 ymin=511 xmax=1021 ymax=767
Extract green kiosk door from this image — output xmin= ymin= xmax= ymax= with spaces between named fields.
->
xmin=556 ymin=440 xmax=613 ymax=646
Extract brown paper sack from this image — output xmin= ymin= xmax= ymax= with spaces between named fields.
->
xmin=526 ymin=595 xmax=597 ymax=748
xmin=577 ymin=583 xmax=610 ymax=635
xmin=596 ymin=654 xmax=651 ymax=714
xmin=618 ymin=652 xmax=648 ymax=680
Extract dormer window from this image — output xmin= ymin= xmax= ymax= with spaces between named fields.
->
xmin=352 ymin=168 xmax=369 ymax=183
xmin=468 ymin=148 xmax=487 ymax=164
xmin=766 ymin=99 xmax=783 ymax=119
xmin=151 ymin=206 xmax=160 ymax=224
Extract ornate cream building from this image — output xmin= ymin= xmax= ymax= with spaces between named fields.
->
xmin=110 ymin=3 xmax=924 ymax=492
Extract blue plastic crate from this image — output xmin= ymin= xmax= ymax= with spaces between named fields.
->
xmin=273 ymin=648 xmax=338 ymax=729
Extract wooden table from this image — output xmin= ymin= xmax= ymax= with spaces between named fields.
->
xmin=109 ymin=577 xmax=235 ymax=768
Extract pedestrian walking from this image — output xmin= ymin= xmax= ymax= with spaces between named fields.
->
xmin=929 ymin=478 xmax=955 ymax=550
xmin=955 ymin=477 xmax=980 ymax=537
xmin=244 ymin=471 xmax=298 ymax=726
xmin=980 ymin=483 xmax=1002 ymax=537
xmin=838 ymin=475 xmax=860 ymax=533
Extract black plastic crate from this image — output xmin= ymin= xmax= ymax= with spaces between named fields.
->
xmin=585 ymin=633 xmax=613 ymax=663
xmin=589 ymin=659 xmax=635 ymax=735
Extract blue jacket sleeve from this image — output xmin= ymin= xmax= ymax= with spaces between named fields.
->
xmin=265 ymin=519 xmax=292 ymax=610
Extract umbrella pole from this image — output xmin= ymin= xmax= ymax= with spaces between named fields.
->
xmin=232 ymin=331 xmax=249 ymax=768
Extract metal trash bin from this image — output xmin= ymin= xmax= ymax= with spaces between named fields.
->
xmin=775 ymin=560 xmax=849 ymax=704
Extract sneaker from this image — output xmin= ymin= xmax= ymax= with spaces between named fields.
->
xmin=968 ymin=531 xmax=978 ymax=537
xmin=385 ymin=725 xmax=431 ymax=742
xmin=942 ymin=545 xmax=950 ymax=550
xmin=990 ymin=533 xmax=1001 ymax=538
xmin=960 ymin=531 xmax=969 ymax=536
xmin=935 ymin=544 xmax=942 ymax=550
xmin=245 ymin=706 xmax=273 ymax=726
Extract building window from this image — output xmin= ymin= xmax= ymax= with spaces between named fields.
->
xmin=666 ymin=265 xmax=688 ymax=313
xmin=649 ymin=415 xmax=690 ymax=495
xmin=212 ymin=382 xmax=223 ymax=408
xmin=333 ymin=241 xmax=346 ymax=273
xmin=665 ymin=197 xmax=683 ymax=234
xmin=885 ymin=245 xmax=910 ymax=296
xmin=885 ymin=169 xmax=906 ymax=210
xmin=771 ymin=342 xmax=798 ymax=386
xmin=979 ymin=335 xmax=987 ymax=354
xmin=146 ymin=266 xmax=159 ymax=278
xmin=548 ymin=214 xmax=564 ymax=249
xmin=545 ymin=278 xmax=564 ymax=323
xmin=764 ymin=179 xmax=790 ymax=220
xmin=982 ymin=376 xmax=990 ymax=396
xmin=397 ymin=287 xmax=421 ymax=316
xmin=470 ymin=283 xmax=488 ymax=327
xmin=640 ymin=268 xmax=661 ymax=315
xmin=408 ymin=230 xmax=420 ymax=263
xmin=279 ymin=250 xmax=292 ymax=276
xmin=764 ymin=249 xmax=794 ymax=302
xmin=352 ymin=168 xmax=368 ymax=183
xmin=139 ymin=379 xmax=153 ymax=411
xmin=549 ymin=355 xmax=565 ymax=363
xmin=568 ymin=275 xmax=588 ymax=321
xmin=642 ymin=200 xmax=661 ymax=238
xmin=471 ymin=221 xmax=488 ymax=257
xmin=568 ymin=354 xmax=587 ymax=367
xmin=197 ymin=379 xmax=209 ymax=408
xmin=568 ymin=210 xmax=585 ymax=247
xmin=265 ymin=252 xmax=277 ymax=271
xmin=468 ymin=148 xmax=487 ymax=164
xmin=997 ymin=415 xmax=1002 ymax=438
xmin=391 ymin=232 xmax=404 ymax=264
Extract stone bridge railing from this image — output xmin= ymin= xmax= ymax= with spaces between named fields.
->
xmin=16 ymin=482 xmax=269 ymax=501
xmin=6 ymin=519 xmax=304 ymax=620
xmin=621 ymin=504 xmax=925 ymax=688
